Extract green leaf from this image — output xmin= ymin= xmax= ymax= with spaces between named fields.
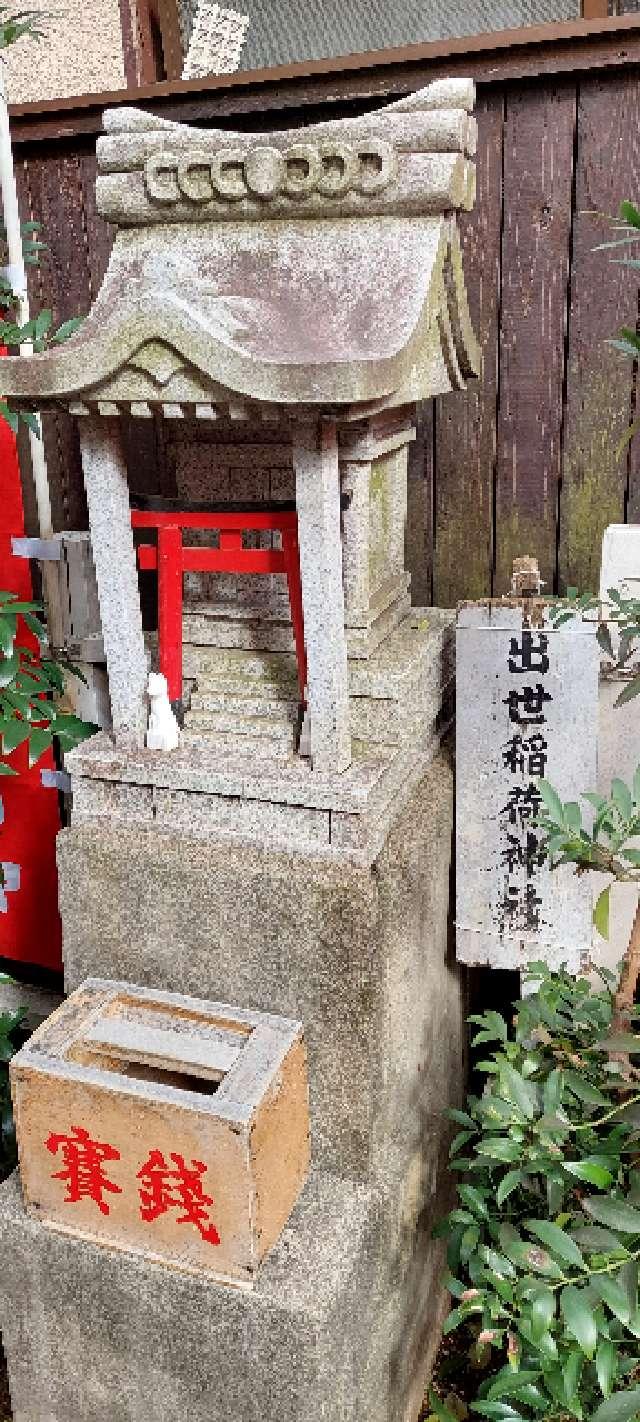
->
xmin=537 ymin=780 xmax=565 ymax=825
xmin=476 ymin=1137 xmax=522 ymax=1163
xmin=530 ymin=1286 xmax=555 ymax=1339
xmin=592 ymin=1386 xmax=640 ymax=1422
xmin=1 ymin=718 xmax=30 ymax=754
xmin=471 ymin=1407 xmax=524 ymax=1421
xmin=618 ymin=1259 xmax=639 ymax=1312
xmin=460 ymin=1225 xmax=480 ymax=1263
xmin=543 ymin=1068 xmax=565 ymax=1113
xmin=51 ymin=315 xmax=83 ymax=344
xmin=525 ymin=1219 xmax=585 ymax=1268
xmin=571 ymin=1225 xmax=625 ymax=1251
xmin=564 ymin=1159 xmax=614 ymax=1188
xmin=596 ymin=1339 xmax=617 ymax=1399
xmin=564 ymin=1071 xmax=609 ymax=1108
xmin=0 ymin=651 xmax=19 ymax=688
xmin=591 ymin=1272 xmax=632 ymax=1324
xmin=562 ymin=1347 xmax=584 ymax=1406
xmin=498 ymin=1224 xmax=536 ymax=1271
xmin=33 ymin=308 xmax=51 ymax=341
xmin=0 ymin=614 xmax=16 ymax=657
xmin=633 ymin=765 xmax=640 ymax=809
xmin=496 ymin=1171 xmax=523 ymax=1207
xmin=612 ymin=778 xmax=634 ymax=820
xmin=594 ymin=886 xmax=611 ymax=940
xmin=19 ymin=409 xmax=40 ymax=437
xmin=20 ymin=611 xmax=45 ymax=643
xmin=450 ymin=1130 xmax=473 ymax=1156
xmin=26 ymin=725 xmax=52 ymax=767
xmin=583 ymin=1196 xmax=640 ymax=1233
xmin=487 ymin=1373 xmax=541 ymax=1402
xmin=621 ymin=200 xmax=640 ymax=229
xmin=428 ymin=1392 xmax=461 ymax=1422
xmin=481 ymin=1246 xmax=516 ymax=1279
xmin=0 ymin=402 xmax=19 ymax=433
xmin=598 ymin=623 xmax=615 ymax=659
xmin=458 ymin=1185 xmax=490 ymax=1221
xmin=560 ymin=1285 xmax=597 ymax=1357
xmin=446 ymin=1109 xmax=476 ymax=1129
xmin=615 ymin=678 xmax=640 ymax=708
xmin=499 ymin=1064 xmax=538 ymax=1121
xmin=442 ymin=1304 xmax=482 ymax=1334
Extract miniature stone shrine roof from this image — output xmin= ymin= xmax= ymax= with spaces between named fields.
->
xmin=1 ymin=78 xmax=480 ymax=416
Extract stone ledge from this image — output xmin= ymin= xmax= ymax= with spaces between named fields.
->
xmin=68 ymin=721 xmax=449 ymax=863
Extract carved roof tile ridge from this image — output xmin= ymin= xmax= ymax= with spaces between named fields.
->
xmin=0 ymin=79 xmax=480 ymax=411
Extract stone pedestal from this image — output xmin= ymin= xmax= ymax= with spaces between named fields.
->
xmin=58 ymin=751 xmax=463 ymax=1182
xmin=0 ymin=752 xmax=463 ymax=1422
xmin=0 ymin=1165 xmax=448 ymax=1422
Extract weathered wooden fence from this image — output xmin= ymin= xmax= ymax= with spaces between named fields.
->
xmin=9 ymin=14 xmax=640 ymax=603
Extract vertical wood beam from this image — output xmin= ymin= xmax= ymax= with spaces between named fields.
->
xmin=155 ymin=0 xmax=184 ymax=78
xmin=118 ymin=0 xmax=140 ymax=86
xmin=293 ymin=419 xmax=351 ymax=774
xmin=79 ymin=417 xmax=148 ymax=747
xmin=133 ymin=0 xmax=183 ymax=82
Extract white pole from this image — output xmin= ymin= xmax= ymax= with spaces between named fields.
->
xmin=0 ymin=57 xmax=61 ymax=637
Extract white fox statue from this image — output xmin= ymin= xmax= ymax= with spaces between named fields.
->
xmin=146 ymin=672 xmax=181 ymax=752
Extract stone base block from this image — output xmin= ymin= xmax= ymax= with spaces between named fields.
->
xmin=67 ymin=611 xmax=455 ymax=862
xmin=58 ymin=751 xmax=463 ymax=1185
xmin=0 ymin=1167 xmax=448 ymax=1422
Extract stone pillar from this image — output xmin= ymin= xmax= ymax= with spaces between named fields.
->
xmin=339 ymin=421 xmax=414 ymax=659
xmin=293 ymin=419 xmax=351 ymax=774
xmin=340 ymin=459 xmax=371 ymax=628
xmin=79 ymin=416 xmax=147 ymax=748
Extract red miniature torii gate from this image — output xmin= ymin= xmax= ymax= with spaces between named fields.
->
xmin=131 ymin=507 xmax=308 ymax=706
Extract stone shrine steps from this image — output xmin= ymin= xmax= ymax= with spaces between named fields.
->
xmin=182 ymin=645 xmax=301 ymax=759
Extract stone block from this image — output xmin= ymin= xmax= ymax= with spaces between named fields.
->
xmin=72 ymin=777 xmax=154 ymax=826
xmin=152 ymin=785 xmax=330 ymax=847
xmin=58 ymin=751 xmax=462 ymax=1186
xmin=0 ymin=1169 xmax=385 ymax=1422
xmin=0 ymin=1157 xmax=454 ymax=1422
xmin=11 ymin=981 xmax=310 ymax=1284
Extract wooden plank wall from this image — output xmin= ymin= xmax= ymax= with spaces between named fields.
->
xmin=9 ymin=29 xmax=640 ymax=602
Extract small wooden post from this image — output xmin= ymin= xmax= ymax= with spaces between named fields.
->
xmin=581 ymin=0 xmax=609 ymax=17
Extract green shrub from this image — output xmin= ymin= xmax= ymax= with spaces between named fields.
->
xmin=434 ymin=964 xmax=640 ymax=1422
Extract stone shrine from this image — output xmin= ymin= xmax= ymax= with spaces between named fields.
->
xmin=0 ymin=78 xmax=480 ymax=1422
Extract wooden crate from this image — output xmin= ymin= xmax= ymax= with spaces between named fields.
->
xmin=10 ymin=979 xmax=310 ymax=1283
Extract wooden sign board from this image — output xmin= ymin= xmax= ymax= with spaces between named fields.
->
xmin=456 ymin=602 xmax=599 ymax=972
xmin=11 ymin=980 xmax=310 ymax=1284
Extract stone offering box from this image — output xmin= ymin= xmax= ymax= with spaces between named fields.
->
xmin=10 ymin=979 xmax=310 ymax=1283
